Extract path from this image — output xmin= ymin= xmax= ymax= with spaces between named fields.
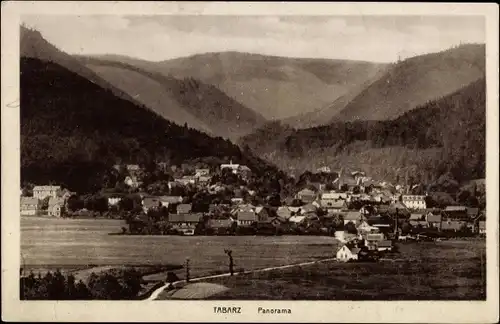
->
xmin=146 ymin=257 xmax=337 ymax=301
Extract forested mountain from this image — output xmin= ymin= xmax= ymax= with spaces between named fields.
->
xmin=89 ymin=52 xmax=388 ymax=120
xmin=20 ymin=57 xmax=281 ymax=193
xmin=240 ymin=78 xmax=486 ymax=184
xmin=20 ymin=26 xmax=141 ymax=107
xmin=333 ymin=44 xmax=485 ymax=122
xmin=76 ymin=57 xmax=266 ymax=140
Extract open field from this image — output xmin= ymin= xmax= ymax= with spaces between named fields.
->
xmin=21 ymin=217 xmax=339 ymax=280
xmin=197 ymin=240 xmax=486 ymax=300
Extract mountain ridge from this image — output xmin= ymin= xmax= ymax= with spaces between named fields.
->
xmin=85 ymin=51 xmax=389 ymax=120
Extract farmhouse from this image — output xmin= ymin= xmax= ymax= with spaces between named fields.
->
xmin=336 ymin=245 xmax=360 ymax=262
xmin=401 ymin=195 xmax=426 ymax=210
xmin=48 ymin=197 xmax=65 ymax=217
xmin=20 ymin=197 xmax=40 ymax=216
xmin=33 ymin=185 xmax=61 ymax=200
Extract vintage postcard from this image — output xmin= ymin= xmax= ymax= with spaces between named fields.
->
xmin=2 ymin=1 xmax=499 ymax=323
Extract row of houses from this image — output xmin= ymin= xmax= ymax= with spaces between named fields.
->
xmin=117 ymin=162 xmax=251 ymax=189
xmin=295 ymin=188 xmax=428 ymax=210
xmin=21 ymin=185 xmax=74 ymax=217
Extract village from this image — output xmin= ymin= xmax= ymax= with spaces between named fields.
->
xmin=20 ymin=160 xmax=486 ymax=263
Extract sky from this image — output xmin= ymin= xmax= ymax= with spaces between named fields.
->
xmin=21 ymin=15 xmax=485 ymax=63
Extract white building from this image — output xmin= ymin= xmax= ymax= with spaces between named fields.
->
xmin=336 ymin=245 xmax=360 ymax=262
xmin=33 ymin=185 xmax=61 ymax=200
xmin=402 ymin=195 xmax=427 ymax=210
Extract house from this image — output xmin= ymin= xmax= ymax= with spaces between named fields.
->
xmin=296 ymin=188 xmax=317 ymax=204
xmin=208 ymin=218 xmax=235 ymax=234
xmin=124 ymin=176 xmax=141 ymax=188
xmin=236 ymin=210 xmax=258 ymax=227
xmin=478 ymin=221 xmax=486 ymax=235
xmin=197 ymin=175 xmax=212 ymax=185
xmin=288 ymin=215 xmax=307 ymax=224
xmin=20 ymin=197 xmax=40 ymax=216
xmin=365 ymin=233 xmax=385 ymax=250
xmin=444 ymin=206 xmax=468 ymax=220
xmin=255 ymin=206 xmax=270 ymax=222
xmin=33 ymin=185 xmax=61 ymax=200
xmin=299 ymin=203 xmax=317 ymax=216
xmin=357 ymin=220 xmax=378 ymax=233
xmin=108 ymin=196 xmax=122 ymax=207
xmin=343 ymin=211 xmax=363 ymax=225
xmin=336 ymin=245 xmax=360 ymax=262
xmin=276 ymin=206 xmax=294 ymax=220
xmin=401 ymin=195 xmax=427 ymax=210
xmin=425 ymin=212 xmax=442 ymax=230
xmin=320 ymin=192 xmax=347 ymax=206
xmin=48 ymin=197 xmax=65 ymax=217
xmin=176 ymin=203 xmax=193 ymax=214
xmin=377 ymin=240 xmax=393 ymax=252
xmin=195 ymin=168 xmax=210 ymax=177
xmin=367 ymin=216 xmax=392 ymax=229
xmin=158 ymin=196 xmax=183 ymax=207
xmin=176 ymin=176 xmax=196 ymax=186
xmin=316 ymin=166 xmax=332 ymax=173
xmin=126 ymin=164 xmax=141 ymax=173
xmin=323 ymin=199 xmax=347 ymax=212
xmin=466 ymin=207 xmax=480 ymax=219
xmin=441 ymin=220 xmax=466 ymax=232
xmin=168 ymin=213 xmax=203 ymax=234
xmin=231 ymin=197 xmax=244 ymax=204
xmin=220 ymin=161 xmax=251 ymax=175
xmin=142 ymin=197 xmax=162 ymax=213
xmin=258 ymin=216 xmax=286 ymax=229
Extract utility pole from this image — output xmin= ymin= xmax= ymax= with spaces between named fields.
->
xmin=185 ymin=257 xmax=190 ymax=283
xmin=224 ymin=249 xmax=234 ymax=276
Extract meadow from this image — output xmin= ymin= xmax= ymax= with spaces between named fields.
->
xmin=202 ymin=240 xmax=486 ymax=300
xmin=21 ymin=217 xmax=339 ymax=280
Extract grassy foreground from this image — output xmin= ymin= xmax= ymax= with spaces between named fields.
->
xmin=200 ymin=240 xmax=486 ymax=300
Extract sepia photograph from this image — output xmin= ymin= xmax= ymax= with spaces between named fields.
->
xmin=2 ymin=1 xmax=499 ymax=323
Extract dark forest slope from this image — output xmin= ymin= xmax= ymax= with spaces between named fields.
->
xmin=20 ymin=58 xmax=279 ymax=193
xmin=240 ymin=78 xmax=486 ymax=183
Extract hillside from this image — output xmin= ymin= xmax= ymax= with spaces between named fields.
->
xmin=75 ymin=57 xmax=266 ymax=141
xmin=333 ymin=44 xmax=485 ymax=122
xmin=20 ymin=26 xmax=141 ymax=107
xmin=282 ymin=67 xmax=388 ymax=128
xmin=91 ymin=52 xmax=388 ymax=120
xmin=20 ymin=57 xmax=280 ymax=193
xmin=240 ymin=78 xmax=486 ymax=184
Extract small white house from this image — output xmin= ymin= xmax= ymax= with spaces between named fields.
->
xmin=336 ymin=245 xmax=360 ymax=262
xmin=108 ymin=197 xmax=122 ymax=206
